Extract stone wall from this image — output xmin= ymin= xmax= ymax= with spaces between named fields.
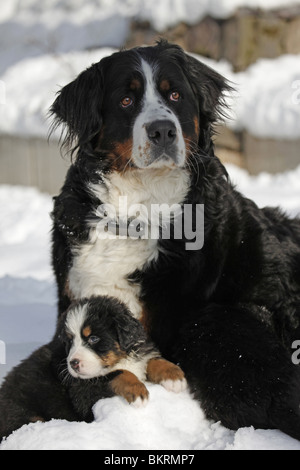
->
xmin=215 ymin=126 xmax=300 ymax=174
xmin=126 ymin=5 xmax=300 ymax=72
xmin=0 ymin=134 xmax=68 ymax=195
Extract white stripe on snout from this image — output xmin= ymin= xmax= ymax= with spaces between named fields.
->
xmin=65 ymin=303 xmax=88 ymax=364
xmin=65 ymin=304 xmax=105 ymax=379
xmin=132 ymin=59 xmax=185 ymax=167
xmin=142 ymin=60 xmax=162 ymax=122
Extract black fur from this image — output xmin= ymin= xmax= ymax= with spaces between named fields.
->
xmin=50 ymin=41 xmax=300 ymax=440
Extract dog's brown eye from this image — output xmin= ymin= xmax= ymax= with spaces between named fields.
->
xmin=169 ymin=91 xmax=180 ymax=102
xmin=88 ymin=336 xmax=100 ymax=345
xmin=120 ymin=97 xmax=133 ymax=108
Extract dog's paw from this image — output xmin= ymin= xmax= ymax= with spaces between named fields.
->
xmin=111 ymin=370 xmax=149 ymax=406
xmin=147 ymin=358 xmax=187 ymax=393
xmin=131 ymin=395 xmax=149 ymax=408
xmin=126 ymin=382 xmax=149 ymax=407
xmin=161 ymin=377 xmax=187 ymax=393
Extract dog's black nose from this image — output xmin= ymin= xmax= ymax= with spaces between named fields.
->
xmin=70 ymin=358 xmax=80 ymax=370
xmin=146 ymin=120 xmax=177 ymax=148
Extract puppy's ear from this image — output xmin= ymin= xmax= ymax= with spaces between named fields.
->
xmin=50 ymin=59 xmax=106 ymax=155
xmin=115 ymin=310 xmax=146 ymax=353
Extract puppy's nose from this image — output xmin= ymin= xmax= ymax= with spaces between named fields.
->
xmin=146 ymin=120 xmax=176 ymax=147
xmin=70 ymin=358 xmax=80 ymax=371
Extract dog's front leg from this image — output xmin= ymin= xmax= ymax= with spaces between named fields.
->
xmin=146 ymin=357 xmax=187 ymax=393
xmin=110 ymin=370 xmax=149 ymax=407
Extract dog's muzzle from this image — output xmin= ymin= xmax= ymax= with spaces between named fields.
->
xmin=145 ymin=119 xmax=179 ymax=165
xmin=146 ymin=119 xmax=177 ymax=148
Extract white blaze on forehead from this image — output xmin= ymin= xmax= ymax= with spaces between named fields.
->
xmin=65 ymin=303 xmax=88 ymax=338
xmin=65 ymin=303 xmax=102 ymax=379
xmin=132 ymin=58 xmax=186 ymax=167
xmin=140 ymin=60 xmax=162 ymax=121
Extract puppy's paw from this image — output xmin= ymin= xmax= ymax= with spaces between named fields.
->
xmin=131 ymin=395 xmax=149 ymax=408
xmin=147 ymin=358 xmax=187 ymax=393
xmin=111 ymin=370 xmax=149 ymax=406
xmin=161 ymin=377 xmax=187 ymax=393
xmin=126 ymin=381 xmax=149 ymax=406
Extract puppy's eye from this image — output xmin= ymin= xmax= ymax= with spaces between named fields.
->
xmin=120 ymin=97 xmax=133 ymax=108
xmin=88 ymin=335 xmax=100 ymax=345
xmin=169 ymin=91 xmax=180 ymax=102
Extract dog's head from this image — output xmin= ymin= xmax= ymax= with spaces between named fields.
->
xmin=51 ymin=41 xmax=230 ymax=171
xmin=59 ymin=297 xmax=146 ymax=380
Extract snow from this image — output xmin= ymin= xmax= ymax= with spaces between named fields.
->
xmin=0 ymin=164 xmax=300 ymax=450
xmin=2 ymin=384 xmax=300 ymax=451
xmin=1 ymin=0 xmax=300 ymax=40
xmin=223 ymin=55 xmax=300 ymax=140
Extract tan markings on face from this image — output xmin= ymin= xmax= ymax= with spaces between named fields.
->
xmin=183 ymin=116 xmax=200 ymax=155
xmin=130 ymin=79 xmax=141 ymax=91
xmin=100 ymin=343 xmax=126 ymax=367
xmin=82 ymin=326 xmax=92 ymax=338
xmin=110 ymin=138 xmax=134 ymax=171
xmin=146 ymin=357 xmax=185 ymax=384
xmin=193 ymin=116 xmax=199 ymax=137
xmin=183 ymin=134 xmax=195 ymax=157
xmin=160 ymin=79 xmax=171 ymax=92
xmin=183 ymin=116 xmax=200 ymax=157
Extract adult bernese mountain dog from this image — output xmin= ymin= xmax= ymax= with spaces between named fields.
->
xmin=50 ymin=40 xmax=300 ymax=440
xmin=0 ymin=296 xmax=186 ymax=441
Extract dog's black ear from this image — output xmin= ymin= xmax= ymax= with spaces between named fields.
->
xmin=185 ymin=54 xmax=232 ymax=126
xmin=114 ymin=309 xmax=146 ymax=353
xmin=50 ymin=59 xmax=106 ymax=155
xmin=183 ymin=53 xmax=233 ymax=155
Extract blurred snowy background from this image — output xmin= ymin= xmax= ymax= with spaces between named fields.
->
xmin=0 ymin=0 xmax=300 ymax=450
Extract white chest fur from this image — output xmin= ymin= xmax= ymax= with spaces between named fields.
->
xmin=68 ymin=168 xmax=190 ymax=318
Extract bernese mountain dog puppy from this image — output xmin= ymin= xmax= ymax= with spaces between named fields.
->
xmin=0 ymin=296 xmax=186 ymax=442
xmin=50 ymin=40 xmax=300 ymax=440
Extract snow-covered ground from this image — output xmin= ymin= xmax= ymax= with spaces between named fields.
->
xmin=0 ymin=164 xmax=300 ymax=450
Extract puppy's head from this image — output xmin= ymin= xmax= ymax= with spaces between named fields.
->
xmin=60 ymin=297 xmax=146 ymax=380
xmin=50 ymin=41 xmax=231 ymax=170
